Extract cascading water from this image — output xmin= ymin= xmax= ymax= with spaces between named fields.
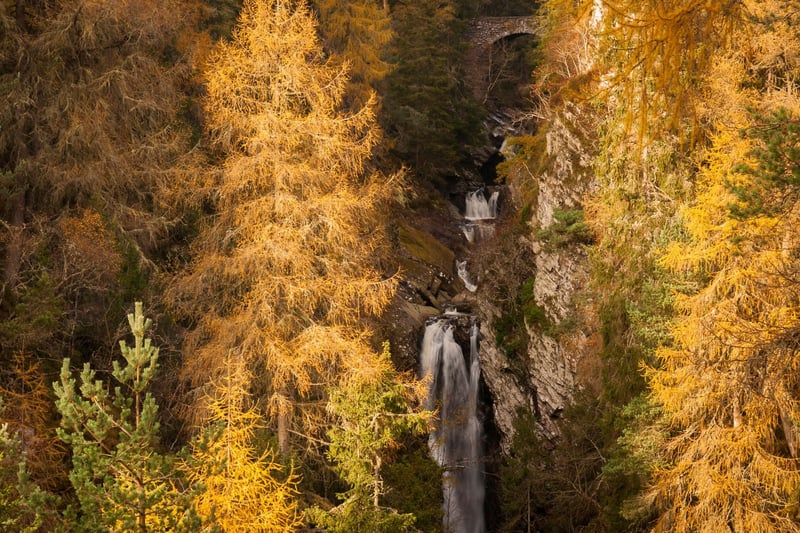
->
xmin=461 ymin=222 xmax=495 ymax=244
xmin=464 ymin=189 xmax=499 ymax=221
xmin=420 ymin=318 xmax=485 ymax=533
xmin=457 ymin=260 xmax=478 ymax=292
xmin=462 ymin=189 xmax=499 ymax=244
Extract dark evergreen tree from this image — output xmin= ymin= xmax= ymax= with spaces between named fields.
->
xmin=383 ymin=0 xmax=482 ymax=181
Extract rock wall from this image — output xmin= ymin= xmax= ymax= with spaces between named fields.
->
xmin=526 ymin=103 xmax=597 ymax=434
xmin=478 ymin=102 xmax=598 ymax=448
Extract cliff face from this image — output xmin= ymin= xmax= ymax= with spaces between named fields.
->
xmin=477 ymin=102 xmax=599 ymax=448
xmin=525 ymin=104 xmax=597 ymax=436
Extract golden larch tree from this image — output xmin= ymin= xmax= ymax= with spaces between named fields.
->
xmin=647 ymin=123 xmax=800 ymax=532
xmin=313 ymin=0 xmax=394 ymax=107
xmin=186 ymin=354 xmax=302 ymax=532
xmin=168 ymin=0 xmax=399 ymax=454
xmin=0 ymin=0 xmax=194 ymax=292
xmin=574 ymin=0 xmax=743 ymax=145
xmin=638 ymin=4 xmax=800 ymax=530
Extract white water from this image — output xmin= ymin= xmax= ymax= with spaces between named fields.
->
xmin=462 ymin=224 xmax=476 ymax=243
xmin=464 ymin=190 xmax=499 ymax=221
xmin=420 ymin=320 xmax=485 ymax=533
xmin=461 ymin=223 xmax=495 ymax=243
xmin=457 ymin=260 xmax=477 ymax=292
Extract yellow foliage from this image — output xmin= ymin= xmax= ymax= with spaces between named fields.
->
xmin=646 ymin=85 xmax=800 ymax=532
xmin=313 ymin=0 xmax=393 ymax=107
xmin=168 ymin=0 xmax=401 ymax=454
xmin=570 ymin=0 xmax=744 ymax=146
xmin=187 ymin=355 xmax=301 ymax=532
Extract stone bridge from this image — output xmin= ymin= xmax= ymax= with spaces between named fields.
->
xmin=465 ymin=16 xmax=544 ymax=101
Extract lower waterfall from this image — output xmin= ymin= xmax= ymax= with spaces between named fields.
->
xmin=420 ymin=318 xmax=485 ymax=533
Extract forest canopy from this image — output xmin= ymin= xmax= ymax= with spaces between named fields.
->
xmin=4 ymin=0 xmax=800 ymax=531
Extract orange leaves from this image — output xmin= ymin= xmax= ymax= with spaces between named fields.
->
xmin=169 ymin=0 xmax=402 ymax=454
xmin=646 ymin=88 xmax=800 ymax=533
xmin=0 ymin=353 xmax=67 ymax=491
xmin=593 ymin=0 xmax=743 ymax=145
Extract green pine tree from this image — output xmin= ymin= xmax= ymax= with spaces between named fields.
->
xmin=54 ymin=302 xmax=201 ymax=532
xmin=383 ymin=0 xmax=482 ymax=180
xmin=307 ymin=343 xmax=430 ymax=532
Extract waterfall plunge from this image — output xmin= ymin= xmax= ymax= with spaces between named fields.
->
xmin=461 ymin=223 xmax=495 ymax=244
xmin=420 ymin=320 xmax=485 ymax=533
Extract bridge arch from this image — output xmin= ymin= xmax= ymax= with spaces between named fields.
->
xmin=465 ymin=16 xmax=544 ymax=101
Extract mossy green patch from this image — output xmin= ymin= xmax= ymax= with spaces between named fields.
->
xmin=397 ymin=224 xmax=455 ymax=277
xmin=537 ymin=208 xmax=593 ymax=249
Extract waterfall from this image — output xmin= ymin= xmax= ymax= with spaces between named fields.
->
xmin=457 ymin=260 xmax=478 ymax=292
xmin=464 ymin=189 xmax=499 ymax=221
xmin=461 ymin=223 xmax=495 ymax=243
xmin=420 ymin=319 xmax=485 ymax=533
xmin=462 ymin=224 xmax=476 ymax=243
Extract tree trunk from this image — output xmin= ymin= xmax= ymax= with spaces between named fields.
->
xmin=779 ymin=406 xmax=798 ymax=458
xmin=276 ymin=389 xmax=290 ymax=456
xmin=373 ymin=454 xmax=381 ymax=508
xmin=527 ymin=484 xmax=531 ymax=533
xmin=732 ymin=396 xmax=742 ymax=428
xmin=277 ymin=410 xmax=289 ymax=455
xmin=138 ymin=509 xmax=147 ymax=533
xmin=15 ymin=0 xmax=27 ymax=31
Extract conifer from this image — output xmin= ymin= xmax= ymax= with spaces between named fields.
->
xmin=54 ymin=303 xmax=201 ymax=532
xmin=646 ymin=109 xmax=800 ymax=532
xmin=186 ymin=353 xmax=301 ymax=532
xmin=313 ymin=0 xmax=393 ymax=107
xmin=168 ymin=0 xmax=399 ymax=455
xmin=0 ymin=398 xmax=58 ymax=532
xmin=307 ymin=342 xmax=429 ymax=532
xmin=383 ymin=0 xmax=482 ymax=178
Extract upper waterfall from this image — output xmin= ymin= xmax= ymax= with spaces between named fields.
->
xmin=464 ymin=189 xmax=499 ymax=221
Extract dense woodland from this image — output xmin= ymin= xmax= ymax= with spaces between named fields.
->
xmin=2 ymin=0 xmax=800 ymax=531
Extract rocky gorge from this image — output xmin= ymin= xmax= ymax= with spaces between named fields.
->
xmin=380 ymin=79 xmax=601 ymax=529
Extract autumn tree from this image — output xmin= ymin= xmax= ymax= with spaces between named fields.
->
xmin=603 ymin=3 xmax=800 ymax=529
xmin=54 ymin=303 xmax=201 ymax=532
xmin=186 ymin=353 xmax=301 ymax=532
xmin=642 ymin=105 xmax=800 ymax=532
xmin=168 ymin=0 xmax=400 ymax=456
xmin=554 ymin=0 xmax=743 ymax=145
xmin=0 ymin=0 xmax=193 ymax=286
xmin=0 ymin=353 xmax=67 ymax=491
xmin=0 ymin=0 xmax=196 ymax=373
